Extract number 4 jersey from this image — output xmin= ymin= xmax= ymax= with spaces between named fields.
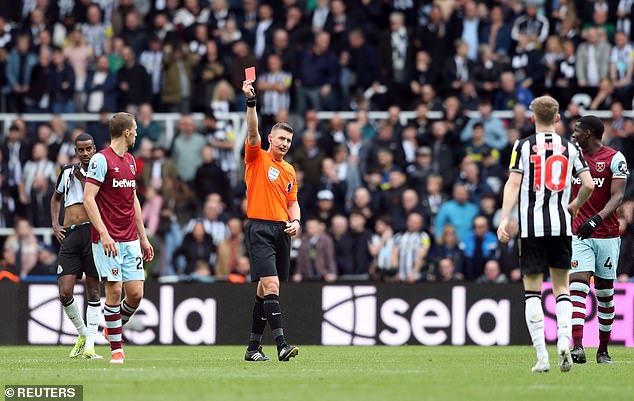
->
xmin=509 ymin=132 xmax=589 ymax=238
xmin=571 ymin=146 xmax=628 ymax=238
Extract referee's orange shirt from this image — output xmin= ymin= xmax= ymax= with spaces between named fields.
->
xmin=244 ymin=139 xmax=298 ymax=222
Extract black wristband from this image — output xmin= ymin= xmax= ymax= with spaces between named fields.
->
xmin=292 ymin=218 xmax=300 ymax=225
xmin=246 ymin=96 xmax=256 ymax=108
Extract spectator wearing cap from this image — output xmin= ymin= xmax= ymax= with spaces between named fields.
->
xmin=407 ymin=146 xmax=433 ymax=196
xmin=461 ymin=99 xmax=508 ymax=149
xmin=314 ymin=189 xmax=336 ymax=227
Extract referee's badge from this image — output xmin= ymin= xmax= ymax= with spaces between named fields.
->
xmin=268 ymin=167 xmax=280 ymax=181
xmin=596 ymin=162 xmax=606 ymax=172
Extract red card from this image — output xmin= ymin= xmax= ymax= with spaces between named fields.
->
xmin=245 ymin=66 xmax=256 ymax=81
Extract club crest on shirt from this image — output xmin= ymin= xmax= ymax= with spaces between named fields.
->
xmin=596 ymin=162 xmax=606 ymax=172
xmin=286 ymin=181 xmax=293 ymax=192
xmin=130 ymin=164 xmax=136 ymax=175
xmin=114 ymin=167 xmax=120 ymax=173
xmin=268 ymin=167 xmax=280 ymax=181
xmin=112 ymin=268 xmax=119 ymax=276
xmin=571 ymin=260 xmax=578 ymax=268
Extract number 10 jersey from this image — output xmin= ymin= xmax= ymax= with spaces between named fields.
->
xmin=509 ymin=132 xmax=589 ymax=238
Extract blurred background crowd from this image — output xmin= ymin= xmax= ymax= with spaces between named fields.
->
xmin=2 ymin=0 xmax=634 ymax=284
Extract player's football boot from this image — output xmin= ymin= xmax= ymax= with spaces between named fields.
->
xmin=82 ymin=348 xmax=103 ymax=359
xmin=278 ymin=344 xmax=299 ymax=361
xmin=596 ymin=351 xmax=613 ymax=364
xmin=570 ymin=345 xmax=586 ymax=364
xmin=110 ymin=349 xmax=125 ymax=365
xmin=530 ymin=357 xmax=550 ymax=373
xmin=558 ymin=348 xmax=573 ymax=372
xmin=245 ymin=346 xmax=271 ymax=362
xmin=69 ymin=335 xmax=86 ymax=358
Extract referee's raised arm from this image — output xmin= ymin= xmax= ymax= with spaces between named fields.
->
xmin=243 ymin=79 xmax=261 ymax=147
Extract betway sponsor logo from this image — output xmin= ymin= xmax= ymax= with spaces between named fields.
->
xmin=322 ymin=286 xmax=510 ymax=346
xmin=572 ymin=176 xmax=604 ymax=187
xmin=112 ymin=178 xmax=136 ymax=188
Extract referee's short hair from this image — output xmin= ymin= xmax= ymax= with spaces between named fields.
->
xmin=530 ymin=96 xmax=559 ymax=126
xmin=271 ymin=122 xmax=293 ymax=135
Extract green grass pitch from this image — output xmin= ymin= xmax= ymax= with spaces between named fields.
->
xmin=1 ymin=346 xmax=633 ymax=401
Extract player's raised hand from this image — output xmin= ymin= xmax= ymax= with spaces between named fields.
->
xmin=497 ymin=219 xmax=510 ymax=243
xmin=101 ymin=231 xmax=117 ymax=257
xmin=242 ymin=80 xmax=255 ymax=98
xmin=141 ymin=238 xmax=154 ymax=261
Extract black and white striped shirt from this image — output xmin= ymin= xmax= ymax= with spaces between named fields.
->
xmin=509 ymin=132 xmax=588 ymax=238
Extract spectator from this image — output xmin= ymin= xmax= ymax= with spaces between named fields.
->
xmin=80 ymin=4 xmax=109 ymax=57
xmin=257 ymin=53 xmax=292 ymax=134
xmin=493 ymin=71 xmax=534 ymax=111
xmin=610 ymin=31 xmax=634 ymax=103
xmin=473 ymin=46 xmax=504 ymax=97
xmin=50 ymin=47 xmax=75 ymax=115
xmin=25 ymin=47 xmax=54 ymax=113
xmin=416 ymin=5 xmax=451 ymax=86
xmin=442 ymin=39 xmax=474 ymax=93
xmin=294 ymin=218 xmax=337 ymax=282
xmin=481 ymin=5 xmax=512 ymax=58
xmin=368 ymin=215 xmax=398 ymax=281
xmin=84 ymin=55 xmax=117 ymax=113
xmin=510 ymin=34 xmax=545 ymax=91
xmin=576 ymin=27 xmax=611 ymax=89
xmin=379 ymin=12 xmax=412 ymax=107
xmin=171 ymin=115 xmax=206 ymax=183
xmin=554 ymin=39 xmax=578 ymax=105
xmin=392 ymin=212 xmax=431 ymax=283
xmin=193 ymin=144 xmax=230 ymax=206
xmin=3 ymin=217 xmax=38 ymax=278
xmin=458 ymin=160 xmax=494 ymax=205
xmin=497 ymin=218 xmax=521 ymax=282
xmin=19 ymin=142 xmax=56 ymax=206
xmin=461 ymin=99 xmax=508 ymax=149
xmin=330 ymin=214 xmax=352 ymax=277
xmin=291 ymin=130 xmax=325 ymax=196
xmin=140 ymin=144 xmax=176 ymax=193
xmin=429 ymin=224 xmax=466 ymax=278
xmin=435 ymin=183 xmax=479 ymax=242
xmin=476 ymin=260 xmax=508 ymax=284
xmin=122 ymin=10 xmax=146 ymax=55
xmin=339 ymin=210 xmax=372 ymax=279
xmin=462 ymin=216 xmax=497 ymax=281
xmin=194 ymin=194 xmax=229 ymax=246
xmin=294 ymin=31 xmax=339 ymax=113
xmin=117 ymin=46 xmax=152 ymax=112
xmin=433 ymin=257 xmax=463 ymax=283
xmin=172 ymin=221 xmax=216 ymax=275
xmin=139 ymin=35 xmax=164 ymax=110
xmin=511 ymin=0 xmax=549 ymax=46
xmin=161 ymin=42 xmax=198 ymax=114
xmin=135 ymin=103 xmax=162 ymax=150
xmin=227 ymin=40 xmax=258 ymax=110
xmin=192 ymin=40 xmax=226 ymax=112
xmin=215 ymin=217 xmax=247 ymax=280
xmin=589 ymin=79 xmax=616 ymax=110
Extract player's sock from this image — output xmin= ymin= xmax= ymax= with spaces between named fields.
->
xmin=85 ymin=300 xmax=101 ymax=350
xmin=263 ymin=294 xmax=287 ymax=348
xmin=525 ymin=291 xmax=548 ymax=361
xmin=103 ymin=303 xmax=123 ymax=352
xmin=556 ymin=294 xmax=573 ymax=352
xmin=120 ymin=299 xmax=138 ymax=326
xmin=248 ymin=296 xmax=266 ymax=351
xmin=570 ymin=281 xmax=590 ymax=347
xmin=595 ymin=286 xmax=615 ymax=353
xmin=62 ymin=297 xmax=87 ymax=336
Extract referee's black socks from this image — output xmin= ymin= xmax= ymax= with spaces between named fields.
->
xmin=248 ymin=296 xmax=266 ymax=351
xmin=263 ymin=294 xmax=287 ymax=348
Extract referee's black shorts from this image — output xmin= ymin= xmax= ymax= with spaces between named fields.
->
xmin=245 ymin=219 xmax=291 ymax=282
xmin=519 ymin=236 xmax=572 ymax=275
xmin=57 ymin=223 xmax=98 ymax=279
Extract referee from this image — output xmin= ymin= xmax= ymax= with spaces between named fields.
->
xmin=241 ymin=78 xmax=300 ymax=362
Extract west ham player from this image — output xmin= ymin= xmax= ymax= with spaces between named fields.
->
xmin=497 ymin=96 xmax=594 ymax=373
xmin=569 ymin=115 xmax=628 ymax=364
xmin=50 ymin=133 xmax=102 ymax=359
xmin=84 ymin=112 xmax=154 ymax=364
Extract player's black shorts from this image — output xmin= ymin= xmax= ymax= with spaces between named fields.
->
xmin=245 ymin=219 xmax=291 ymax=282
xmin=57 ymin=223 xmax=98 ymax=278
xmin=519 ymin=236 xmax=572 ymax=275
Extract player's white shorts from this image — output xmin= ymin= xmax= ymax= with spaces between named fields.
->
xmin=571 ymin=237 xmax=621 ymax=280
xmin=92 ymin=239 xmax=145 ymax=282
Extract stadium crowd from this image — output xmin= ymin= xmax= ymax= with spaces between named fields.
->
xmin=2 ymin=0 xmax=634 ymax=284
